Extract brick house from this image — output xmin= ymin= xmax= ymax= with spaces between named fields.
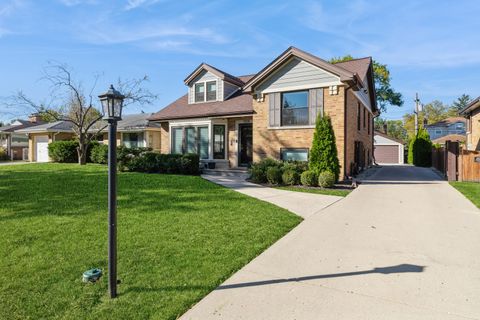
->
xmin=460 ymin=97 xmax=480 ymax=151
xmin=149 ymin=47 xmax=378 ymax=179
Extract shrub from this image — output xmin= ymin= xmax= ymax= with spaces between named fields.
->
xmin=407 ymin=137 xmax=415 ymax=164
xmin=180 ymin=153 xmax=200 ymax=175
xmin=282 ymin=161 xmax=308 ymax=174
xmin=117 ymin=146 xmax=152 ymax=171
xmin=90 ymin=144 xmax=108 ymax=164
xmin=318 ymin=171 xmax=336 ymax=188
xmin=282 ymin=169 xmax=300 ymax=185
xmin=120 ymin=149 xmax=199 ymax=175
xmin=300 ymin=170 xmax=318 ymax=187
xmin=48 ymin=140 xmax=78 ymax=163
xmin=309 ymin=115 xmax=340 ymax=181
xmin=0 ymin=147 xmax=8 ymax=161
xmin=266 ymin=166 xmax=282 ymax=185
xmin=249 ymin=157 xmax=281 ymax=183
xmin=412 ymin=128 xmax=432 ymax=167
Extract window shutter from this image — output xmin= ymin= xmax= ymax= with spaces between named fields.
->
xmin=269 ymin=93 xmax=281 ymax=127
xmin=309 ymin=88 xmax=324 ymax=125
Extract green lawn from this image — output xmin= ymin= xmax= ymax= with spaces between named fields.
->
xmin=0 ymin=164 xmax=301 ymax=319
xmin=275 ymin=185 xmax=351 ymax=197
xmin=450 ymin=181 xmax=480 ymax=208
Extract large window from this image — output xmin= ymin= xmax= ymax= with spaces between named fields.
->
xmin=171 ymin=126 xmax=209 ymax=159
xmin=194 ymin=83 xmax=205 ymax=102
xmin=122 ymin=132 xmax=144 ymax=148
xmin=280 ymin=148 xmax=309 ymax=161
xmin=206 ymin=81 xmax=217 ymax=101
xmin=213 ymin=125 xmax=225 ymax=159
xmin=281 ymin=91 xmax=309 ymax=126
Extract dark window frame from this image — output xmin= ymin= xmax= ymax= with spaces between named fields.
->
xmin=281 ymin=90 xmax=310 ymax=127
xmin=194 ymin=83 xmax=205 ymax=103
xmin=171 ymin=125 xmax=209 ymax=159
xmin=206 ymin=81 xmax=217 ymax=101
xmin=280 ymin=148 xmax=309 ymax=161
xmin=213 ymin=124 xmax=226 ymax=159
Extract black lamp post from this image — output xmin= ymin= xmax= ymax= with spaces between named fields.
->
xmin=98 ymin=85 xmax=124 ymax=298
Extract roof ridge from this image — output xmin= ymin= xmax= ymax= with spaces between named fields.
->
xmin=333 ymin=56 xmax=372 ymax=63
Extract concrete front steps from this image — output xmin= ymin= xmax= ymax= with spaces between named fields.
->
xmin=201 ymin=167 xmax=250 ymax=179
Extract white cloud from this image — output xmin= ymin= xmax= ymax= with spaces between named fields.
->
xmin=124 ymin=0 xmax=163 ymax=10
xmin=58 ymin=0 xmax=97 ymax=6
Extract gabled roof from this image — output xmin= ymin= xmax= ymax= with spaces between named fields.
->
xmin=184 ymin=63 xmax=245 ymax=87
xmin=333 ymin=57 xmax=372 ymax=84
xmin=243 ymin=46 xmax=362 ymax=92
xmin=425 ymin=117 xmax=466 ymax=128
xmin=14 ymin=114 xmax=158 ymax=134
xmin=460 ymin=96 xmax=480 ymax=115
xmin=0 ymin=119 xmax=45 ymax=133
xmin=374 ymin=130 xmax=405 ymax=144
xmin=148 ymin=91 xmax=253 ymax=121
xmin=15 ymin=121 xmax=74 ymax=133
xmin=432 ymin=134 xmax=466 ymax=144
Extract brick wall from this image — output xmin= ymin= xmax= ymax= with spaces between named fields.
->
xmin=160 ymin=122 xmax=169 ymax=154
xmin=227 ymin=117 xmax=252 ymax=168
xmin=252 ymin=86 xmax=374 ymax=180
xmin=467 ymin=108 xmax=480 ymax=151
xmin=253 ymin=86 xmax=347 ymax=179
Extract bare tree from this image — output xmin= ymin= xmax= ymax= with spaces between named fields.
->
xmin=5 ymin=63 xmax=157 ymax=165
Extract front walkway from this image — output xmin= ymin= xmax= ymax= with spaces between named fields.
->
xmin=201 ymin=174 xmax=343 ymax=219
xmin=183 ymin=166 xmax=480 ymax=319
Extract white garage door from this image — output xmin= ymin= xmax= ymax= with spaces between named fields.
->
xmin=35 ymin=135 xmax=49 ymax=163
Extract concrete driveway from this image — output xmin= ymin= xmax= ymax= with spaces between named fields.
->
xmin=182 ymin=166 xmax=480 ymax=320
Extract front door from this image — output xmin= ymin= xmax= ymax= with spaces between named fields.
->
xmin=239 ymin=123 xmax=253 ymax=166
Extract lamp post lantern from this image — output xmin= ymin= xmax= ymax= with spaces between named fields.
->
xmin=98 ymin=85 xmax=124 ymax=298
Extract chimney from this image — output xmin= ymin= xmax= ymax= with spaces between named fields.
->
xmin=29 ymin=113 xmax=42 ymax=123
xmin=383 ymin=123 xmax=388 ymax=134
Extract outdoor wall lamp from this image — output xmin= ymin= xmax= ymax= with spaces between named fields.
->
xmin=98 ymin=84 xmax=125 ymax=298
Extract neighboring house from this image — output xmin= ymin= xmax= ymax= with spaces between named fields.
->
xmin=0 ymin=114 xmax=44 ymax=160
xmin=149 ymin=47 xmax=378 ymax=179
xmin=425 ymin=117 xmax=466 ymax=140
xmin=15 ymin=113 xmax=161 ymax=162
xmin=460 ymin=97 xmax=480 ymax=151
xmin=431 ymin=134 xmax=466 ymax=146
xmin=373 ymin=131 xmax=405 ymax=164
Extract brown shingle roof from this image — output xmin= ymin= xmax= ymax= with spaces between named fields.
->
xmin=184 ymin=63 xmax=245 ymax=87
xmin=148 ymin=90 xmax=253 ymax=121
xmin=374 ymin=130 xmax=405 ymax=144
xmin=333 ymin=57 xmax=372 ymax=83
xmin=432 ymin=134 xmax=466 ymax=144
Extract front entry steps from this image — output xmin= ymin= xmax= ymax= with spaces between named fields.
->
xmin=202 ymin=167 xmax=249 ymax=178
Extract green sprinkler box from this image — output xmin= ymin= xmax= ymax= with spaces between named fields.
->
xmin=83 ymin=268 xmax=102 ymax=283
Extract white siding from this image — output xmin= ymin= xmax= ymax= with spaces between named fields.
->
xmin=188 ymin=70 xmax=223 ymax=103
xmin=256 ymin=58 xmax=340 ymax=93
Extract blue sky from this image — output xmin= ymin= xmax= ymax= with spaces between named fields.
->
xmin=0 ymin=0 xmax=479 ymax=122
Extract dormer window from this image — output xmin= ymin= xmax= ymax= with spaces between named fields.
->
xmin=195 ymin=83 xmax=205 ymax=102
xmin=206 ymin=81 xmax=216 ymax=101
xmin=194 ymin=80 xmax=217 ymax=103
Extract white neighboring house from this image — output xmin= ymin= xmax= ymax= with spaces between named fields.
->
xmin=374 ymin=131 xmax=405 ymax=164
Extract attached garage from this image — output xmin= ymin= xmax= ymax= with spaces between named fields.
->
xmin=374 ymin=131 xmax=404 ymax=164
xmin=35 ymin=135 xmax=50 ymax=162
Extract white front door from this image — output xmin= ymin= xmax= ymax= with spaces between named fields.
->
xmin=35 ymin=135 xmax=49 ymax=162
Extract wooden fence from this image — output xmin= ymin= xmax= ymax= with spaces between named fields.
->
xmin=432 ymin=141 xmax=480 ymax=182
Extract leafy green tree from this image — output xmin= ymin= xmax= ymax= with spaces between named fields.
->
xmin=374 ymin=118 xmax=408 ymax=142
xmin=309 ymin=115 xmax=340 ymax=180
xmin=449 ymin=94 xmax=471 ymax=115
xmin=403 ymin=100 xmax=450 ymax=137
xmin=37 ymin=106 xmax=62 ymax=122
xmin=411 ymin=128 xmax=432 ymax=167
xmin=330 ymin=56 xmax=403 ymax=113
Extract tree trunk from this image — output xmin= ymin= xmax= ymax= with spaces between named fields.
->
xmin=78 ymin=134 xmax=87 ymax=165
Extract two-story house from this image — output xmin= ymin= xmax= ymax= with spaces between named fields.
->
xmin=149 ymin=47 xmax=378 ymax=180
xmin=425 ymin=117 xmax=466 ymax=141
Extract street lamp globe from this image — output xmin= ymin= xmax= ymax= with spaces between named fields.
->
xmin=99 ymin=85 xmax=125 ymax=121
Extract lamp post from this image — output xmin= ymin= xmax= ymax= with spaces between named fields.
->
xmin=98 ymin=85 xmax=124 ymax=298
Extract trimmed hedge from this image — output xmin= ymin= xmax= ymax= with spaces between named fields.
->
xmin=309 ymin=115 xmax=340 ymax=181
xmin=90 ymin=144 xmax=108 ymax=164
xmin=300 ymin=170 xmax=318 ymax=187
xmin=266 ymin=166 xmax=283 ymax=185
xmin=48 ymin=140 xmax=79 ymax=163
xmin=121 ymin=150 xmax=200 ymax=175
xmin=282 ymin=169 xmax=299 ymax=185
xmin=318 ymin=171 xmax=336 ymax=188
xmin=0 ymin=147 xmax=9 ymax=161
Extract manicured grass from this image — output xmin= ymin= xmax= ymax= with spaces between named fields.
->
xmin=0 ymin=164 xmax=301 ymax=319
xmin=450 ymin=181 xmax=480 ymax=208
xmin=275 ymin=185 xmax=352 ymax=197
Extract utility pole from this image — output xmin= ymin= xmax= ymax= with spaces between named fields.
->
xmin=414 ymin=93 xmax=421 ymax=135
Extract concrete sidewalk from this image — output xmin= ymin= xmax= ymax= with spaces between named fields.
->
xmin=183 ymin=166 xmax=480 ymax=320
xmin=202 ymin=174 xmax=343 ymax=219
